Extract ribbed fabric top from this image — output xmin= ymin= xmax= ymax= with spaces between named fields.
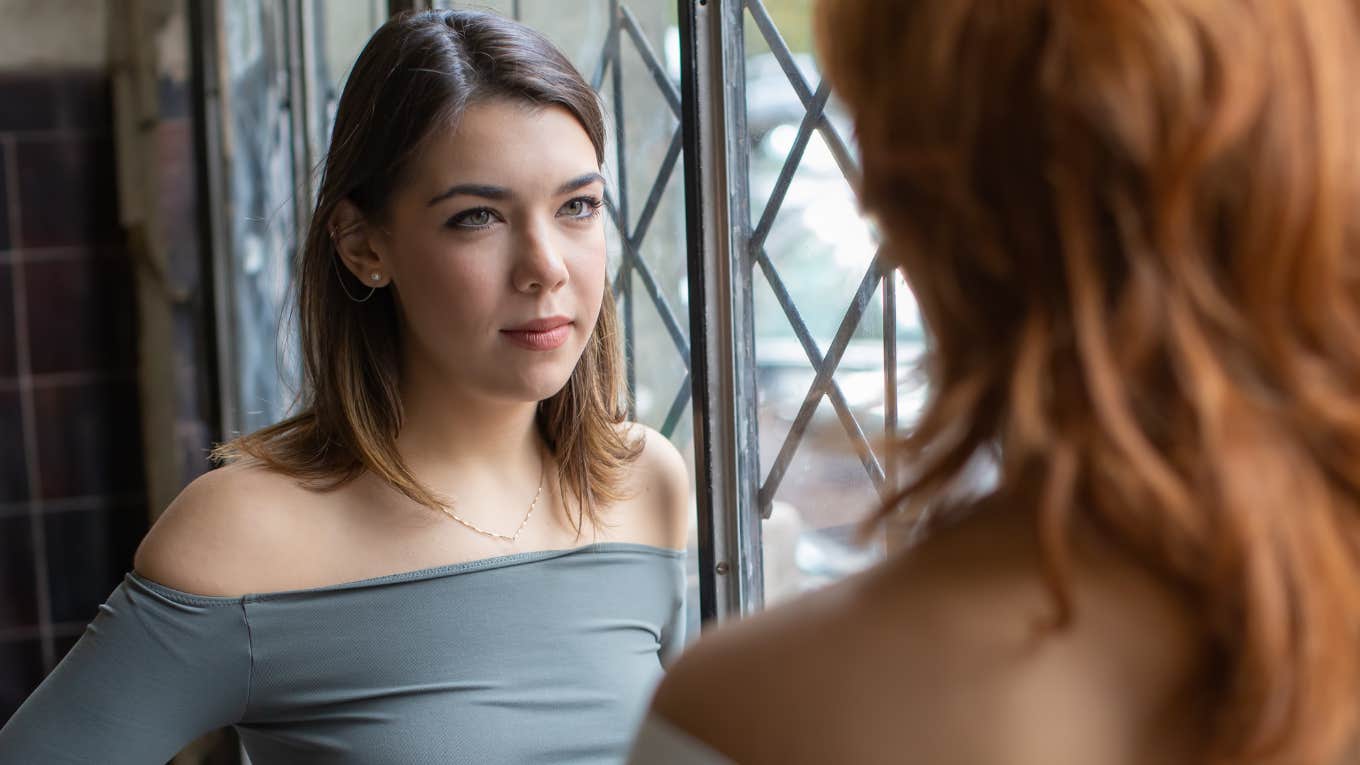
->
xmin=0 ymin=542 xmax=686 ymax=765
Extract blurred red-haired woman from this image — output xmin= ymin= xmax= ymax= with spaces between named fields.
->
xmin=631 ymin=1 xmax=1360 ymax=762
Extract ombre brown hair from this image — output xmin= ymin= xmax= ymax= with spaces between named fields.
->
xmin=214 ymin=9 xmax=639 ymax=533
xmin=818 ymin=0 xmax=1360 ymax=762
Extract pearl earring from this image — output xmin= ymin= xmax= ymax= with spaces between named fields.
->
xmin=370 ymin=272 xmax=381 ymax=282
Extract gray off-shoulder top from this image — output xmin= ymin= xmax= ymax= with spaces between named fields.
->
xmin=0 ymin=542 xmax=686 ymax=765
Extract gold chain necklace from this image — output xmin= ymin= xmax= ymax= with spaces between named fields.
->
xmin=434 ymin=450 xmax=546 ymax=543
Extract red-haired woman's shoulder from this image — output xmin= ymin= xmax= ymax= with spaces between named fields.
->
xmin=608 ymin=422 xmax=691 ymax=551
xmin=133 ymin=460 xmax=323 ymax=598
xmin=652 ymin=504 xmax=1204 ymax=764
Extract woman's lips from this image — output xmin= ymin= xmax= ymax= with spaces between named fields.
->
xmin=500 ymin=322 xmax=572 ymax=351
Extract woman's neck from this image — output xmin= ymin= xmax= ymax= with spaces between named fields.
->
xmin=394 ymin=359 xmax=544 ymax=492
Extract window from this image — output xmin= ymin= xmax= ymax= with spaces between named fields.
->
xmin=201 ymin=1 xmax=387 ymax=435
xmin=681 ymin=0 xmax=924 ymax=619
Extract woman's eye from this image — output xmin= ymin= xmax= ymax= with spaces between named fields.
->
xmin=449 ymin=208 xmax=496 ymax=229
xmin=560 ymin=196 xmax=603 ymax=219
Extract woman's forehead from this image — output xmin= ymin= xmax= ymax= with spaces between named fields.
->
xmin=403 ymin=100 xmax=601 ymax=200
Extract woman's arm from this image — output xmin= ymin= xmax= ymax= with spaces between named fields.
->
xmin=0 ymin=574 xmax=252 ymax=764
xmin=628 ymin=424 xmax=692 ymax=665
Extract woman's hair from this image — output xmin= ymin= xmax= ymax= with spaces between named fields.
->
xmin=817 ymin=0 xmax=1360 ymax=762
xmin=214 ymin=9 xmax=639 ymax=533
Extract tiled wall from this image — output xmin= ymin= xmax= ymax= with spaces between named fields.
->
xmin=0 ymin=71 xmax=149 ymax=723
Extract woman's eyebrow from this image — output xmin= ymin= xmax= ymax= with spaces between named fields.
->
xmin=427 ymin=183 xmax=510 ymax=206
xmin=556 ymin=172 xmax=605 ymax=194
xmin=426 ymin=172 xmax=605 ymax=207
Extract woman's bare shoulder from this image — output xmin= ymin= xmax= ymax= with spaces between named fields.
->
xmin=653 ymin=506 xmax=1204 ymax=764
xmin=132 ymin=460 xmax=328 ymax=598
xmin=607 ymin=422 xmax=691 ymax=550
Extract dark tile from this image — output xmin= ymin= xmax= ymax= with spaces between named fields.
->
xmin=0 ymin=76 xmax=57 ymax=133
xmin=33 ymin=382 xmax=144 ymax=500
xmin=0 ymin=147 xmax=10 ymax=252
xmin=0 ymin=73 xmax=111 ymax=133
xmin=0 ymin=639 xmax=44 ymax=726
xmin=0 ymin=391 xmax=26 ymax=502
xmin=0 ymin=516 xmax=38 ymax=630
xmin=15 ymin=136 xmax=120 ymax=249
xmin=44 ymin=506 xmax=146 ymax=624
xmin=24 ymin=256 xmax=137 ymax=375
xmin=0 ymin=264 xmax=14 ymax=379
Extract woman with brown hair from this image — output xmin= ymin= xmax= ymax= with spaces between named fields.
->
xmin=631 ymin=0 xmax=1360 ymax=763
xmin=0 ymin=9 xmax=688 ymax=764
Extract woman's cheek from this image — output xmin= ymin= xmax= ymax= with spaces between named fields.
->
xmin=579 ymin=233 xmax=609 ymax=286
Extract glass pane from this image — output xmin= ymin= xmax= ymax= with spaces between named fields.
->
xmin=220 ymin=2 xmax=301 ymax=434
xmin=217 ymin=3 xmax=385 ymax=435
xmin=743 ymin=0 xmax=926 ymax=605
xmin=434 ymin=1 xmax=700 ymax=644
xmin=307 ymin=1 xmax=388 ymax=201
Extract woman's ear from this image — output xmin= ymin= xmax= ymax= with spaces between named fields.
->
xmin=329 ymin=199 xmax=391 ymax=288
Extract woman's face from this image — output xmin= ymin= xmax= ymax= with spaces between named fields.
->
xmin=377 ymin=99 xmax=607 ymax=404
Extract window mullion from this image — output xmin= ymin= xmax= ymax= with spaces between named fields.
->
xmin=680 ymin=0 xmax=764 ymax=625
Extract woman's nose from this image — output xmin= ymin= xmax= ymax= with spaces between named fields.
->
xmin=512 ymin=223 xmax=570 ymax=293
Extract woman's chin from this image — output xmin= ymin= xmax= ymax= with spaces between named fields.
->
xmin=490 ymin=371 xmax=577 ymax=405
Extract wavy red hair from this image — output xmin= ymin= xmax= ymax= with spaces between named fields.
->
xmin=818 ymin=0 xmax=1360 ymax=761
